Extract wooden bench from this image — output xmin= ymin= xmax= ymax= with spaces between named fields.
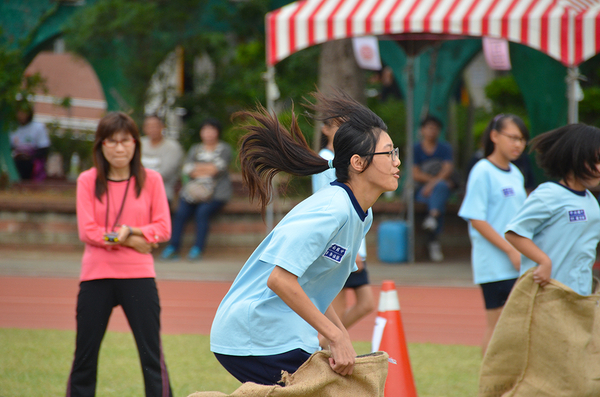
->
xmin=0 ymin=177 xmax=471 ymax=261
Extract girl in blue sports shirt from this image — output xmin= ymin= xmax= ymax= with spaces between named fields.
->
xmin=506 ymin=124 xmax=600 ymax=296
xmin=312 ymin=118 xmax=376 ymax=341
xmin=459 ymin=114 xmax=528 ymax=355
xmin=210 ymin=91 xmax=401 ymax=385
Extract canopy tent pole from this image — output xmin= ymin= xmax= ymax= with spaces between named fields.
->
xmin=405 ymin=56 xmax=416 ymax=263
xmin=567 ymin=66 xmax=580 ymax=124
xmin=263 ymin=66 xmax=279 ymax=233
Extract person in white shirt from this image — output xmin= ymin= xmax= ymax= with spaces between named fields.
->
xmin=10 ymin=103 xmax=50 ymax=180
xmin=140 ymin=115 xmax=183 ymax=206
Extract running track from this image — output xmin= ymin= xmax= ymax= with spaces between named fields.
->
xmin=0 ymin=276 xmax=485 ymax=346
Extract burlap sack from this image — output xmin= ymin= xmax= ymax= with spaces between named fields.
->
xmin=188 ymin=351 xmax=389 ymax=397
xmin=479 ymin=269 xmax=600 ymax=397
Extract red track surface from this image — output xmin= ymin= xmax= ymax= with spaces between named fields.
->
xmin=0 ymin=276 xmax=485 ymax=346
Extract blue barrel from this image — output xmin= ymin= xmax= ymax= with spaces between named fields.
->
xmin=377 ymin=220 xmax=408 ymax=263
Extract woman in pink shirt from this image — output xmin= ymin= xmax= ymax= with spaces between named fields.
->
xmin=66 ymin=112 xmax=172 ymax=397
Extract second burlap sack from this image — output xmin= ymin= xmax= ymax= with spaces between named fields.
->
xmin=188 ymin=350 xmax=389 ymax=397
xmin=479 ymin=269 xmax=600 ymax=397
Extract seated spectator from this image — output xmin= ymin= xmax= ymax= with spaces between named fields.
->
xmin=161 ymin=118 xmax=232 ymax=261
xmin=10 ymin=102 xmax=50 ymax=181
xmin=140 ymin=115 xmax=184 ymax=207
xmin=413 ymin=115 xmax=458 ymax=262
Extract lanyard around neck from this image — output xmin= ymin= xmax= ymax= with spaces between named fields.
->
xmin=105 ymin=177 xmax=131 ymax=233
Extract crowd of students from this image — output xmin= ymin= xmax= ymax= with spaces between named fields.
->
xmin=54 ymin=89 xmax=600 ymax=395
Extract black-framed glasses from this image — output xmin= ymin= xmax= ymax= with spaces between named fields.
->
xmin=498 ymin=131 xmax=527 ymax=145
xmin=366 ymin=147 xmax=400 ymax=162
xmin=103 ymin=137 xmax=137 ymax=148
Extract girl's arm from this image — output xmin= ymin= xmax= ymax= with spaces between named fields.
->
xmin=505 ymin=231 xmax=552 ymax=286
xmin=471 ymin=219 xmax=521 ymax=270
xmin=120 ymin=235 xmax=158 ymax=254
xmin=267 ymin=265 xmax=356 ymax=376
xmin=135 ymin=173 xmax=171 ymax=244
xmin=76 ymin=174 xmax=111 ymax=247
xmin=111 ymin=173 xmax=171 ymax=246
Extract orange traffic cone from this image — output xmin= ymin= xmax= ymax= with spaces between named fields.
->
xmin=372 ymin=280 xmax=418 ymax=397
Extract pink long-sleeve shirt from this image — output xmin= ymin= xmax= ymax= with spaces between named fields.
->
xmin=76 ymin=167 xmax=171 ymax=281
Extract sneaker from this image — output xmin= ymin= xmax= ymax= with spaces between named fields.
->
xmin=161 ymin=245 xmax=179 ymax=260
xmin=422 ymin=215 xmax=438 ymax=231
xmin=428 ymin=241 xmax=444 ymax=262
xmin=187 ymin=246 xmax=202 ymax=260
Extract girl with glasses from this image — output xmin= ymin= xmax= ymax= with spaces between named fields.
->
xmin=210 ymin=91 xmax=400 ymax=385
xmin=311 ymin=117 xmax=377 ymax=349
xmin=459 ymin=113 xmax=529 ymax=355
xmin=66 ymin=112 xmax=172 ymax=396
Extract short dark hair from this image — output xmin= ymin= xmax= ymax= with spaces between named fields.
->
xmin=530 ymin=123 xmax=600 ymax=181
xmin=200 ymin=118 xmax=222 ymax=137
xmin=420 ymin=114 xmax=443 ymax=130
xmin=483 ymin=114 xmax=530 ymax=157
xmin=16 ymin=101 xmax=34 ymax=124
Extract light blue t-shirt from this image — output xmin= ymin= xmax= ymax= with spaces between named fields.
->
xmin=311 ymin=148 xmax=366 ymax=259
xmin=311 ymin=148 xmax=335 ymax=193
xmin=459 ymin=160 xmax=526 ymax=284
xmin=210 ymin=181 xmax=373 ymax=356
xmin=506 ymin=182 xmax=600 ymax=296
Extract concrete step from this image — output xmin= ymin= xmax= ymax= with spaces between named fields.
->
xmin=0 ymin=179 xmax=471 ymax=262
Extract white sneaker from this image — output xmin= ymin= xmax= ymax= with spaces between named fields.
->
xmin=422 ymin=215 xmax=438 ymax=231
xmin=428 ymin=241 xmax=444 ymax=262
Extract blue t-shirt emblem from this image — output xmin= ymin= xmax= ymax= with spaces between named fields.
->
xmin=569 ymin=209 xmax=587 ymax=222
xmin=502 ymin=187 xmax=515 ymax=197
xmin=323 ymin=244 xmax=347 ymax=263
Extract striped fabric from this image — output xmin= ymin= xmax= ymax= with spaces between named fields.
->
xmin=266 ymin=0 xmax=600 ymax=67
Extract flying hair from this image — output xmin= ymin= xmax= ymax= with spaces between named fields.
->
xmin=529 ymin=123 xmax=600 ymax=181
xmin=235 ymin=104 xmax=327 ymax=214
xmin=235 ymin=89 xmax=387 ymax=214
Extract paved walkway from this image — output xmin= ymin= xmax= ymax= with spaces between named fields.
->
xmin=0 ymin=248 xmax=485 ymax=346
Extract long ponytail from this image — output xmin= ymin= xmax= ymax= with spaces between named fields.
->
xmin=236 ymin=90 xmax=387 ymax=213
xmin=237 ymin=105 xmax=328 ymax=213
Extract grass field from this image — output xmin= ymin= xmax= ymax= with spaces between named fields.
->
xmin=0 ymin=328 xmax=481 ymax=396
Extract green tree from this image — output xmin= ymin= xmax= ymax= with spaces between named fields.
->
xmin=0 ymin=28 xmax=46 ymax=127
xmin=484 ymin=74 xmax=527 ymax=119
xmin=64 ymin=0 xmax=207 ymax=118
xmin=64 ymin=0 xmax=320 ymax=151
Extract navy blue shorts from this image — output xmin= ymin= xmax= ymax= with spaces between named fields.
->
xmin=343 ymin=261 xmax=370 ymax=289
xmin=480 ymin=278 xmax=517 ymax=310
xmin=214 ymin=348 xmax=312 ymax=385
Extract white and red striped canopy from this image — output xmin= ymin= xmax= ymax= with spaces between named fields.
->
xmin=266 ymin=0 xmax=600 ymax=67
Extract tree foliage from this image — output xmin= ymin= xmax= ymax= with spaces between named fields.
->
xmin=63 ymin=0 xmax=206 ymax=118
xmin=0 ymin=36 xmax=29 ymax=119
xmin=0 ymin=19 xmax=47 ymax=126
xmin=63 ymin=0 xmax=320 ymax=151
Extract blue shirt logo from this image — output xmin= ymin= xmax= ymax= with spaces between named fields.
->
xmin=502 ymin=187 xmax=515 ymax=197
xmin=323 ymin=244 xmax=347 ymax=263
xmin=569 ymin=209 xmax=587 ymax=222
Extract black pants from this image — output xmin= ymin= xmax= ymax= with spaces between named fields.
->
xmin=66 ymin=278 xmax=172 ymax=397
xmin=214 ymin=349 xmax=312 ymax=385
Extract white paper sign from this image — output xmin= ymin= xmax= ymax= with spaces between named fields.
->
xmin=483 ymin=37 xmax=512 ymax=71
xmin=353 ymin=36 xmax=382 ymax=71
